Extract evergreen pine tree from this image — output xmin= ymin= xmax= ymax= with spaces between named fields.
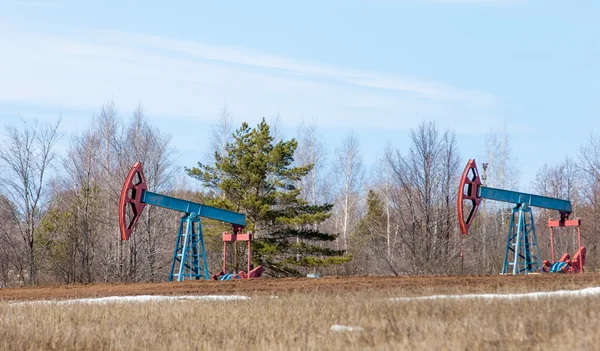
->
xmin=353 ymin=189 xmax=385 ymax=241
xmin=187 ymin=119 xmax=349 ymax=276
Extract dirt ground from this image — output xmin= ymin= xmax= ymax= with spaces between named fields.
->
xmin=2 ymin=273 xmax=600 ymax=301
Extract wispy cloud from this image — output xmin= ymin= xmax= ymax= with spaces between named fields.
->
xmin=0 ymin=26 xmax=514 ymax=133
xmin=93 ymin=30 xmax=496 ymax=107
xmin=429 ymin=0 xmax=525 ymax=4
xmin=10 ymin=0 xmax=63 ymax=7
xmin=376 ymin=0 xmax=526 ymax=5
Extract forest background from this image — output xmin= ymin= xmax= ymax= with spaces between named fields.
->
xmin=1 ymin=104 xmax=599 ymax=286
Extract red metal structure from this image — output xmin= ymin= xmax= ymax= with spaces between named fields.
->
xmin=119 ymin=162 xmax=147 ymax=241
xmin=542 ymin=218 xmax=585 ymax=273
xmin=457 ymin=159 xmax=482 ymax=236
xmin=213 ymin=230 xmax=264 ymax=280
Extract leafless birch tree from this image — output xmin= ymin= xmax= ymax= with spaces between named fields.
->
xmin=211 ymin=105 xmax=235 ymax=163
xmin=0 ymin=117 xmax=62 ymax=283
xmin=295 ymin=120 xmax=329 ymax=205
xmin=332 ymin=134 xmax=364 ymax=250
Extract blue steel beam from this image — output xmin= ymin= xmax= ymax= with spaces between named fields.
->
xmin=479 ymin=186 xmax=572 ymax=213
xmin=142 ymin=191 xmax=246 ymax=226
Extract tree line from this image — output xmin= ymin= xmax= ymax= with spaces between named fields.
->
xmin=0 ymin=103 xmax=599 ymax=286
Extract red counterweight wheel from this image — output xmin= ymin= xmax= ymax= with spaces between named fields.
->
xmin=457 ymin=159 xmax=483 ymax=235
xmin=118 ymin=162 xmax=148 ymax=240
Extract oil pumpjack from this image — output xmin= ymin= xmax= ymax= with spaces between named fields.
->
xmin=118 ymin=162 xmax=263 ymax=281
xmin=457 ymin=159 xmax=585 ymax=274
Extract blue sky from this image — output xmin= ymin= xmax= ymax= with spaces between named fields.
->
xmin=0 ymin=0 xmax=598 ymax=188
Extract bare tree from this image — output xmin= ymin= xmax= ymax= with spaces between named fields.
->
xmin=211 ymin=104 xmax=234 ymax=162
xmin=439 ymin=131 xmax=460 ymax=255
xmin=295 ymin=120 xmax=328 ymax=206
xmin=531 ymin=157 xmax=581 ymax=266
xmin=0 ymin=195 xmax=23 ymax=286
xmin=0 ymin=117 xmax=62 ymax=284
xmin=578 ymin=133 xmax=600 ymax=269
xmin=208 ymin=105 xmax=235 ymax=200
xmin=472 ymin=127 xmax=520 ymax=274
xmin=580 ymin=133 xmax=600 ymax=182
xmin=385 ymin=121 xmax=460 ymax=274
xmin=533 ymin=158 xmax=578 ymax=201
xmin=269 ymin=113 xmax=284 ymax=142
xmin=332 ymin=134 xmax=364 ymax=250
xmin=485 ymin=127 xmax=519 ymax=191
xmin=93 ymin=102 xmax=125 ymax=281
xmin=61 ymin=128 xmax=102 ymax=283
xmin=125 ymin=104 xmax=176 ymax=282
xmin=371 ymin=144 xmax=397 ymax=263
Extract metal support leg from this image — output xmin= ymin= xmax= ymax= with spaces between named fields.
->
xmin=502 ymin=206 xmax=518 ymax=274
xmin=169 ymin=216 xmax=186 ymax=282
xmin=512 ymin=207 xmax=525 ymax=274
xmin=247 ymin=240 xmax=251 ymax=274
xmin=198 ymin=222 xmax=210 ymax=280
xmin=530 ymin=210 xmax=541 ymax=272
xmin=168 ymin=213 xmax=210 ymax=281
xmin=502 ymin=204 xmax=540 ymax=274
xmin=192 ymin=236 xmax=200 ymax=278
xmin=222 ymin=241 xmax=227 ymax=274
xmin=177 ymin=217 xmax=193 ymax=282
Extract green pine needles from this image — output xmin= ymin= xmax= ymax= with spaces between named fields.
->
xmin=186 ymin=119 xmax=349 ymax=276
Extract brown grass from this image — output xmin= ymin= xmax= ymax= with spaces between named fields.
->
xmin=1 ymin=286 xmax=599 ymax=350
xmin=3 ymin=273 xmax=600 ymax=301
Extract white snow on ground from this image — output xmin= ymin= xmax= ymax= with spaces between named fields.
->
xmin=329 ymin=324 xmax=364 ymax=332
xmin=390 ymin=286 xmax=600 ymax=302
xmin=8 ymin=295 xmax=250 ymax=306
xmin=8 ymin=286 xmax=600 ymax=307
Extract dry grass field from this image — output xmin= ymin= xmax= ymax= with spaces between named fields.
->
xmin=2 ymin=274 xmax=600 ymax=350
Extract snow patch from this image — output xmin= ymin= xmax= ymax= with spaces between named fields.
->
xmin=390 ymin=287 xmax=600 ymax=302
xmin=330 ymin=324 xmax=364 ymax=332
xmin=9 ymin=295 xmax=250 ymax=306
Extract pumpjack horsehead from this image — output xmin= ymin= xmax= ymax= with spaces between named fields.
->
xmin=457 ymin=159 xmax=585 ymax=274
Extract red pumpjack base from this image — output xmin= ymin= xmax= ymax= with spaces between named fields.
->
xmin=212 ymin=229 xmax=264 ymax=280
xmin=542 ymin=217 xmax=586 ymax=273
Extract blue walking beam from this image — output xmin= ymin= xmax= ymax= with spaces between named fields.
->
xmin=478 ymin=187 xmax=572 ymax=213
xmin=118 ymin=162 xmax=247 ymax=281
xmin=142 ymin=191 xmax=246 ymax=227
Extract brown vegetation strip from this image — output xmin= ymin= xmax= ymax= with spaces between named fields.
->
xmin=2 ymin=273 xmax=600 ymax=301
xmin=3 ymin=287 xmax=600 ymax=350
